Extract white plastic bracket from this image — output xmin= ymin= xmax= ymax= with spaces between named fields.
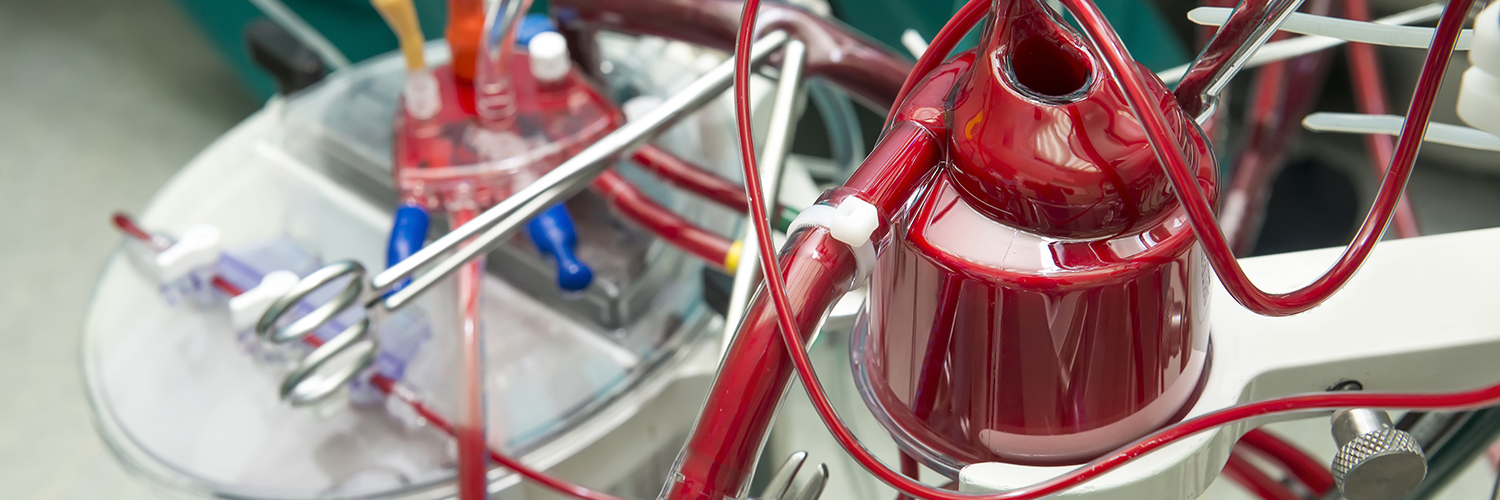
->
xmin=228 ymin=270 xmax=302 ymax=331
xmin=154 ymin=224 xmax=222 ymax=283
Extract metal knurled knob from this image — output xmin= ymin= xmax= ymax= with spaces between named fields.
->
xmin=1331 ymin=409 xmax=1427 ymax=500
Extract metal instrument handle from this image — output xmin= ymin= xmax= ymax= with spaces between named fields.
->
xmin=280 ymin=317 xmax=379 ymax=406
xmin=256 ymin=260 xmax=366 ymax=344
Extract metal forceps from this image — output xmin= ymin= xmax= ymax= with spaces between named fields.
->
xmin=255 ymin=31 xmax=794 ymax=406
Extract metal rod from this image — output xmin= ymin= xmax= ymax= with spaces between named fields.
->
xmin=376 ymin=31 xmax=792 ymax=311
xmin=723 ymin=39 xmax=807 ymax=342
xmin=1175 ymin=0 xmax=1306 ymax=122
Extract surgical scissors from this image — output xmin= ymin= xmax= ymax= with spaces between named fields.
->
xmin=255 ymin=31 xmax=793 ymax=405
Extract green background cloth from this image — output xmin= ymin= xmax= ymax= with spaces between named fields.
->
xmin=175 ymin=0 xmax=1188 ymax=100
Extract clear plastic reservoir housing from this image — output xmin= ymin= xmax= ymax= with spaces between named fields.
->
xmin=82 ymin=40 xmax=735 ymax=500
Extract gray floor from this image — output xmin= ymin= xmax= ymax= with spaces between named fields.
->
xmin=0 ymin=0 xmax=258 ymax=498
xmin=3 ymin=0 xmax=1500 ymax=498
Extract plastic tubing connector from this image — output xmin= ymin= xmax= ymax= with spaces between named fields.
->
xmin=528 ymin=204 xmax=593 ymax=292
xmin=386 ymin=203 xmax=431 ymax=293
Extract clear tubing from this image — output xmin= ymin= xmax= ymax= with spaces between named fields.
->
xmin=727 ymin=1 xmax=1490 ymax=500
xmin=1344 ymin=0 xmax=1421 ymax=238
xmin=1239 ymin=429 xmax=1334 ymax=494
xmin=1223 ymin=451 xmax=1301 ymax=500
xmin=806 ymin=81 xmax=866 ymax=173
xmin=247 ymin=0 xmax=352 ymax=70
xmin=590 ymin=168 xmax=735 ymax=268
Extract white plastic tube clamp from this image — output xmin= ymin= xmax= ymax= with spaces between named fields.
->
xmin=154 ymin=224 xmax=222 ymax=282
xmin=229 ymin=270 xmax=302 ymax=331
xmin=786 ymin=197 xmax=879 ymax=285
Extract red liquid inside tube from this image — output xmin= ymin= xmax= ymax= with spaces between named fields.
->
xmin=392 ymin=53 xmax=622 ymax=212
xmin=854 ymin=0 xmax=1217 ymax=470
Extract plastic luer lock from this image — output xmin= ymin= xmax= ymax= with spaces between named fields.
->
xmin=851 ymin=0 xmax=1216 ymax=472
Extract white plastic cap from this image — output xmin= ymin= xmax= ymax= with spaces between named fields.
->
xmin=528 ymin=31 xmax=571 ymax=83
xmin=228 ymin=270 xmax=301 ymax=331
xmin=1460 ymin=4 xmax=1500 ymax=135
xmin=403 ymin=70 xmax=441 ymax=120
xmin=154 ymin=224 xmax=222 ymax=282
xmin=1468 ymin=5 xmax=1500 ymax=75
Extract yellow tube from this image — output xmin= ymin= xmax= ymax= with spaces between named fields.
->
xmin=371 ymin=0 xmax=427 ymax=71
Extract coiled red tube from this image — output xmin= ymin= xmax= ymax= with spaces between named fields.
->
xmin=728 ymin=1 xmax=1481 ymax=500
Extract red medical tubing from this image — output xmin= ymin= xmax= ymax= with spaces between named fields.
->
xmin=722 ymin=1 xmax=1485 ymax=500
xmin=1221 ymin=0 xmax=1336 ymax=256
xmin=591 ymin=169 xmax=735 ymax=269
xmin=111 ymin=213 xmax=620 ymax=500
xmin=1073 ymin=0 xmax=1469 ymax=316
xmin=450 ymin=207 xmax=489 ymax=500
xmin=1221 ymin=58 xmax=1291 ymax=253
xmin=112 ymin=212 xmax=245 ymax=296
xmin=1240 ymin=429 xmax=1334 ymax=494
xmin=886 ymin=0 xmax=988 ymax=127
xmin=369 ymin=376 xmax=623 ymax=500
xmin=631 ymin=144 xmax=750 ymax=213
xmin=898 ymin=452 xmax=920 ymax=500
xmin=1172 ymin=0 xmax=1278 ymax=117
xmin=1222 ymin=451 xmax=1301 ymax=500
xmin=1345 ymin=0 xmax=1421 ymax=239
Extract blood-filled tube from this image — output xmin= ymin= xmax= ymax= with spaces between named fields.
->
xmin=591 ymin=169 xmax=736 ymax=269
xmin=707 ymin=0 xmax=1483 ymax=499
xmin=631 ymin=145 xmax=750 ymax=213
xmin=1344 ymin=0 xmax=1421 ymax=238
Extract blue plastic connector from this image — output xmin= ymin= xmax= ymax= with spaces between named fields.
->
xmin=386 ymin=203 xmax=430 ymax=293
xmin=527 ymin=204 xmax=593 ymax=292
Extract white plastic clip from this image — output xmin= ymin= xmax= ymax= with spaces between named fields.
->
xmin=1303 ymin=112 xmax=1500 ymax=152
xmin=154 ymin=224 xmax=222 ymax=282
xmin=1187 ymin=6 xmax=1473 ymax=50
xmin=229 ymin=270 xmax=302 ymax=331
xmin=1159 ymin=4 xmax=1444 ymax=85
xmin=786 ymin=197 xmax=880 ymax=285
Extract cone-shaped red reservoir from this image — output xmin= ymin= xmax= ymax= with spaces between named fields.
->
xmin=854 ymin=0 xmax=1217 ymax=471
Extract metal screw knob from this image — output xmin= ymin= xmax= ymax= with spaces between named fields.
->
xmin=1331 ymin=409 xmax=1427 ymax=500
